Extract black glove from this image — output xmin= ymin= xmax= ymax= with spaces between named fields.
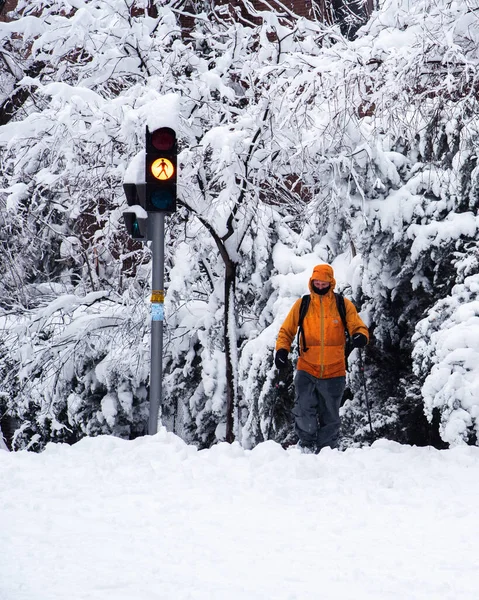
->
xmin=352 ymin=333 xmax=368 ymax=348
xmin=275 ymin=348 xmax=289 ymax=370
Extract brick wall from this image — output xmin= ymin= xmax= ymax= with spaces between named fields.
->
xmin=179 ymin=1 xmax=374 ymax=37
xmin=251 ymin=0 xmax=316 ymax=19
xmin=1 ymin=1 xmax=374 ymax=25
xmin=220 ymin=1 xmax=374 ymax=22
xmin=0 ymin=0 xmax=18 ymax=22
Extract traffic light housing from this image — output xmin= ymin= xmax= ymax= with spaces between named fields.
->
xmin=122 ymin=182 xmax=148 ymax=240
xmin=122 ymin=211 xmax=148 ymax=240
xmin=122 ymin=126 xmax=178 ymax=241
xmin=145 ymin=126 xmax=177 ymax=213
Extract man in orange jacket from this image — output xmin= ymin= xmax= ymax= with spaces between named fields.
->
xmin=275 ymin=264 xmax=369 ymax=453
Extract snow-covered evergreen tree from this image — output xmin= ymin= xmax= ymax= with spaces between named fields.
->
xmin=340 ymin=0 xmax=479 ymax=445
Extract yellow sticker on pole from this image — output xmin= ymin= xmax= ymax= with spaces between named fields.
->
xmin=151 ymin=290 xmax=164 ymax=303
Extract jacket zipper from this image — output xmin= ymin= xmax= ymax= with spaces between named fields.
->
xmin=320 ymin=296 xmax=325 ymax=378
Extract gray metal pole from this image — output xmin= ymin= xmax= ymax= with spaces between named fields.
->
xmin=148 ymin=212 xmax=165 ymax=435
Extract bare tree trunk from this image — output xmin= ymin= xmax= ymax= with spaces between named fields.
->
xmin=224 ymin=258 xmax=237 ymax=443
xmin=188 ymin=206 xmax=239 ymax=444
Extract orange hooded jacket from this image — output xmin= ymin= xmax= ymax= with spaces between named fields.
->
xmin=275 ymin=264 xmax=369 ymax=379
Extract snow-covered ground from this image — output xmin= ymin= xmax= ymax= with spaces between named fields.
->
xmin=1 ymin=430 xmax=479 ymax=600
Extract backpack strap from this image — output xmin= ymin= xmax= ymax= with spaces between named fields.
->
xmin=296 ymin=294 xmax=311 ymax=355
xmin=335 ymin=293 xmax=353 ymax=360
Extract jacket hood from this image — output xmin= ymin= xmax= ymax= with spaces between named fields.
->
xmin=309 ymin=264 xmax=336 ymax=294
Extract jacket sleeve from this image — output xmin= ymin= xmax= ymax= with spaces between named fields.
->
xmin=275 ymin=299 xmax=302 ymax=352
xmin=344 ymin=298 xmax=369 ymax=342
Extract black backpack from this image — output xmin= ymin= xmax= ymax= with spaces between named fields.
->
xmin=296 ymin=293 xmax=353 ymax=361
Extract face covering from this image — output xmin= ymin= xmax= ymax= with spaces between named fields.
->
xmin=313 ymin=284 xmax=330 ymax=295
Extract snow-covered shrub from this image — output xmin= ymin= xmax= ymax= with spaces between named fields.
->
xmin=3 ymin=292 xmax=150 ymax=449
xmin=413 ymin=274 xmax=479 ymax=446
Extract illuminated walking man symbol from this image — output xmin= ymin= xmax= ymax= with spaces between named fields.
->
xmin=151 ymin=157 xmax=174 ymax=181
xmin=158 ymin=159 xmax=168 ymax=178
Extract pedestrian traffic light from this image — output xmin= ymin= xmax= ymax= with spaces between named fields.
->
xmin=145 ymin=126 xmax=177 ymax=213
xmin=123 ymin=211 xmax=148 ymax=240
xmin=122 ymin=182 xmax=148 ymax=241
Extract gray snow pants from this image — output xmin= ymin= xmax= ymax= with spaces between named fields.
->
xmin=293 ymin=370 xmax=346 ymax=451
